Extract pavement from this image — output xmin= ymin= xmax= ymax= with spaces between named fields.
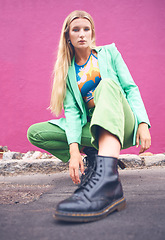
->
xmin=0 ymin=166 xmax=165 ymax=240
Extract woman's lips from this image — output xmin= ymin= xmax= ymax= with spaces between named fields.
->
xmin=78 ymin=40 xmax=86 ymax=43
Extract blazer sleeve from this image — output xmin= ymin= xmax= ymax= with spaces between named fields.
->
xmin=110 ymin=44 xmax=151 ymax=127
xmin=63 ymin=84 xmax=82 ymax=145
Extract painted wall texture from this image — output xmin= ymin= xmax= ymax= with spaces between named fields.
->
xmin=1 ymin=0 xmax=165 ymax=155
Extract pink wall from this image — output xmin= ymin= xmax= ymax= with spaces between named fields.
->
xmin=1 ymin=0 xmax=165 ymax=154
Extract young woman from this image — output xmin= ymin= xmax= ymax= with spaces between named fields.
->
xmin=27 ymin=10 xmax=151 ymax=222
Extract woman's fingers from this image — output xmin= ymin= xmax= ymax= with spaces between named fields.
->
xmin=74 ymin=168 xmax=80 ymax=184
xmin=139 ymin=137 xmax=151 ymax=154
xmin=69 ymin=163 xmax=80 ymax=184
xmin=69 ymin=152 xmax=85 ymax=184
xmin=136 ymin=123 xmax=151 ymax=154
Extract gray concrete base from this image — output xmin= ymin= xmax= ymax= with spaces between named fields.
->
xmin=0 ymin=154 xmax=165 ymax=176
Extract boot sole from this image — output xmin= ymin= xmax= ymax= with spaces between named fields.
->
xmin=54 ymin=197 xmax=126 ymax=223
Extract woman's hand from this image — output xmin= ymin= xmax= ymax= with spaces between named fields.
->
xmin=69 ymin=143 xmax=84 ymax=184
xmin=136 ymin=123 xmax=151 ymax=154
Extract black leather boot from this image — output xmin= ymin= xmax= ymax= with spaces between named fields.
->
xmin=54 ymin=155 xmax=126 ymax=222
xmin=80 ymin=147 xmax=126 ymax=185
xmin=80 ymin=147 xmax=98 ymax=185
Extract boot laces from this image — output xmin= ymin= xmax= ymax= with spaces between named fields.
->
xmin=80 ymin=155 xmax=96 ymax=184
xmin=79 ymin=168 xmax=101 ymax=192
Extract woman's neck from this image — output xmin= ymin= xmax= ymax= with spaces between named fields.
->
xmin=74 ymin=48 xmax=91 ymax=65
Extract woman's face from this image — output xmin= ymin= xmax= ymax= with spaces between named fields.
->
xmin=69 ymin=18 xmax=92 ymax=51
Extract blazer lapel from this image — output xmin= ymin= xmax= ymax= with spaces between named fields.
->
xmin=67 ymin=57 xmax=84 ymax=113
xmin=95 ymin=46 xmax=108 ymax=78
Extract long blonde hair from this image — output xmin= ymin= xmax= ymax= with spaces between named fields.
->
xmin=49 ymin=10 xmax=96 ymax=116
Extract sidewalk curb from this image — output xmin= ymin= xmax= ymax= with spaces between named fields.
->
xmin=0 ymin=158 xmax=69 ymax=176
xmin=119 ymin=154 xmax=165 ymax=168
xmin=0 ymin=154 xmax=165 ymax=176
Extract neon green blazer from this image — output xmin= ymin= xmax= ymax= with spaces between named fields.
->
xmin=49 ymin=43 xmax=150 ymax=146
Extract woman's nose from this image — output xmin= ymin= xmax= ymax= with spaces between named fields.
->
xmin=79 ymin=29 xmax=85 ymax=37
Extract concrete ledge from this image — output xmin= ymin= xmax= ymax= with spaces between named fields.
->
xmin=119 ymin=154 xmax=165 ymax=168
xmin=119 ymin=154 xmax=143 ymax=168
xmin=139 ymin=154 xmax=165 ymax=167
xmin=0 ymin=153 xmax=165 ymax=176
xmin=0 ymin=159 xmax=69 ymax=176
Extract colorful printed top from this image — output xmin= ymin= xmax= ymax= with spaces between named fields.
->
xmin=75 ymin=51 xmax=101 ymax=103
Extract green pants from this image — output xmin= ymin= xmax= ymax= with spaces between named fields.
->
xmin=27 ymin=79 xmax=135 ymax=162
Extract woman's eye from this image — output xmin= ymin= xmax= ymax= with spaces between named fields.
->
xmin=73 ymin=29 xmax=79 ymax=32
xmin=84 ymin=28 xmax=90 ymax=31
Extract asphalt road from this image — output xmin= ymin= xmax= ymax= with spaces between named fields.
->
xmin=0 ymin=167 xmax=165 ymax=240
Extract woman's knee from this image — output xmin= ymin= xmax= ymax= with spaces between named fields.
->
xmin=27 ymin=122 xmax=68 ymax=148
xmin=27 ymin=123 xmax=42 ymax=144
